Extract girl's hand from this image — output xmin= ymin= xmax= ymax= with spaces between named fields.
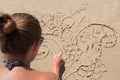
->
xmin=52 ymin=52 xmax=63 ymax=76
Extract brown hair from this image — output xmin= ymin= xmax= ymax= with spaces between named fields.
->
xmin=0 ymin=12 xmax=42 ymax=56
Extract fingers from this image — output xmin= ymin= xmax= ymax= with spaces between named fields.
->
xmin=57 ymin=52 xmax=62 ymax=57
xmin=58 ymin=52 xmax=62 ymax=56
xmin=54 ymin=52 xmax=62 ymax=58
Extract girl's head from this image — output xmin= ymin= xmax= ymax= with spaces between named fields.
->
xmin=0 ymin=12 xmax=43 ymax=61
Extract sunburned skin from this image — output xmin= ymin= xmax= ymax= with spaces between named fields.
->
xmin=0 ymin=52 xmax=63 ymax=80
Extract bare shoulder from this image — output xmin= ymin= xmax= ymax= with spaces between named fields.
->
xmin=0 ymin=67 xmax=8 ymax=73
xmin=0 ymin=67 xmax=58 ymax=80
xmin=44 ymin=72 xmax=58 ymax=80
xmin=33 ymin=70 xmax=57 ymax=80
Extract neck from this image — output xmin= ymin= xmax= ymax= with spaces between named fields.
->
xmin=4 ymin=54 xmax=31 ymax=68
xmin=25 ymin=61 xmax=31 ymax=68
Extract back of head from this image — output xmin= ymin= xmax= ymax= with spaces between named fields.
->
xmin=0 ymin=12 xmax=42 ymax=57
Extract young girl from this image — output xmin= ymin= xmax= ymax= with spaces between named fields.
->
xmin=0 ymin=12 xmax=63 ymax=80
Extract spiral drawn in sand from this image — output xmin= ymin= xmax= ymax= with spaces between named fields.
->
xmin=36 ymin=8 xmax=117 ymax=80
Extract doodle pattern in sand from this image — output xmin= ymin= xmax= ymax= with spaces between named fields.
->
xmin=35 ymin=9 xmax=117 ymax=80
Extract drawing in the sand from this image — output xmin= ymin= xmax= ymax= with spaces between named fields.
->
xmin=35 ymin=9 xmax=117 ymax=80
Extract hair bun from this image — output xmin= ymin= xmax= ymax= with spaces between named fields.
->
xmin=0 ymin=13 xmax=16 ymax=34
